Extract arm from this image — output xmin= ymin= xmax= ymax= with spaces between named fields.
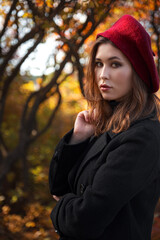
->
xmin=49 ymin=110 xmax=95 ymax=196
xmin=50 ymin=126 xmax=159 ymax=239
xmin=49 ymin=129 xmax=91 ymax=196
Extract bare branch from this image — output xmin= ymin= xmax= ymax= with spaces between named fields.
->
xmin=0 ymin=25 xmax=42 ymax=76
xmin=0 ymin=0 xmax=18 ymax=39
xmin=21 ymin=51 xmax=71 ymax=138
xmin=0 ymin=30 xmax=44 ymax=129
xmin=30 ymin=85 xmax=62 ymax=142
xmin=26 ymin=0 xmax=45 ymax=19
xmin=15 ymin=7 xmax=20 ymax=41
xmin=0 ymin=134 xmax=8 ymax=157
xmin=21 ymin=91 xmax=39 ymax=129
xmin=27 ymin=0 xmax=67 ymax=22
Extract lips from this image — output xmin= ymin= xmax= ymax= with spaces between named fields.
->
xmin=100 ymin=83 xmax=112 ymax=90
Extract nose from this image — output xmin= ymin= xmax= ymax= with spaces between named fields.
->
xmin=100 ymin=66 xmax=110 ymax=80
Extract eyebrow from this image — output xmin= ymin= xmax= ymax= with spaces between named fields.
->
xmin=95 ymin=56 xmax=121 ymax=61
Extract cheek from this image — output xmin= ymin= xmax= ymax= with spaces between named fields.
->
xmin=116 ymin=69 xmax=133 ymax=89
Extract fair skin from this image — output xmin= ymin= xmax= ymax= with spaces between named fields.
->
xmin=95 ymin=43 xmax=133 ymax=102
xmin=53 ymin=42 xmax=133 ymax=202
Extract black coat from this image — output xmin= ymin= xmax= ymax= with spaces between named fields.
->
xmin=49 ymin=112 xmax=160 ymax=240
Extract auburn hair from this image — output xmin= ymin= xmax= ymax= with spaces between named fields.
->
xmin=84 ymin=37 xmax=160 ymax=136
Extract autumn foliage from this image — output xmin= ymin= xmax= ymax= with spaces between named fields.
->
xmin=0 ymin=0 xmax=160 ymax=239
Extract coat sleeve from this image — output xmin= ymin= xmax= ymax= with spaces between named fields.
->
xmin=49 ymin=129 xmax=91 ymax=196
xmin=50 ymin=125 xmax=160 ymax=239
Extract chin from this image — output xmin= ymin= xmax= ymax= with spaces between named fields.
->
xmin=102 ymin=93 xmax=125 ymax=102
xmin=102 ymin=95 xmax=116 ymax=101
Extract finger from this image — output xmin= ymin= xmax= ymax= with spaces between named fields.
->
xmin=77 ymin=111 xmax=89 ymax=123
xmin=82 ymin=110 xmax=90 ymax=122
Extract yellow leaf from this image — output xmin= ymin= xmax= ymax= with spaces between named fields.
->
xmin=22 ymin=12 xmax=32 ymax=18
xmin=25 ymin=221 xmax=36 ymax=228
xmin=11 ymin=195 xmax=18 ymax=203
xmin=36 ymin=77 xmax=43 ymax=85
xmin=35 ymin=0 xmax=44 ymax=7
xmin=46 ymin=0 xmax=53 ymax=8
xmin=2 ymin=205 xmax=10 ymax=215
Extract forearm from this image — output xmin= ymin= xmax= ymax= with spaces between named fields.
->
xmin=49 ymin=129 xmax=91 ymax=195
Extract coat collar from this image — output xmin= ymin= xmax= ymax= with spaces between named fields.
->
xmin=108 ymin=110 xmax=157 ymax=139
xmin=73 ymin=110 xmax=157 ymax=189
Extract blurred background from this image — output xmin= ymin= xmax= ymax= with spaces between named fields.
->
xmin=0 ymin=0 xmax=160 ymax=239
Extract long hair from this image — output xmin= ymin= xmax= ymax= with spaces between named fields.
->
xmin=84 ymin=37 xmax=160 ymax=136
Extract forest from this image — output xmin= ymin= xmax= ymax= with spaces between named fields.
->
xmin=0 ymin=0 xmax=160 ymax=239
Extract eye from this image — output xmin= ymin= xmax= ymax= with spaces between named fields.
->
xmin=111 ymin=62 xmax=121 ymax=68
xmin=95 ymin=61 xmax=103 ymax=68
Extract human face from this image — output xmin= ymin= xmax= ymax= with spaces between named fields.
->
xmin=95 ymin=43 xmax=133 ymax=101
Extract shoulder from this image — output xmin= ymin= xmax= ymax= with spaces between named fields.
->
xmin=129 ymin=118 xmax=160 ymax=139
xmin=106 ymin=118 xmax=160 ymax=166
xmin=110 ymin=118 xmax=160 ymax=147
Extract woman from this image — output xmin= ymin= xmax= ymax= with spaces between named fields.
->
xmin=49 ymin=15 xmax=160 ymax=240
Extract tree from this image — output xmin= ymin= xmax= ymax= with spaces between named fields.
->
xmin=0 ymin=1 xmax=160 ymax=239
xmin=0 ymin=0 xmax=159 ymax=189
xmin=0 ymin=0 xmax=116 ymax=188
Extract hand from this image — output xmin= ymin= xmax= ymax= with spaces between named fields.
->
xmin=53 ymin=195 xmax=61 ymax=202
xmin=69 ymin=110 xmax=95 ymax=144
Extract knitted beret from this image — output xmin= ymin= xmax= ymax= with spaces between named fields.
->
xmin=97 ymin=15 xmax=159 ymax=93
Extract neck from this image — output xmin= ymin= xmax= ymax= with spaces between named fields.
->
xmin=109 ymin=100 xmax=119 ymax=110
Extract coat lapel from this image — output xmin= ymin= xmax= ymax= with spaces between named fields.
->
xmin=73 ymin=132 xmax=108 ymax=189
xmin=72 ymin=111 xmax=157 ymax=191
xmin=83 ymin=133 xmax=108 ymax=162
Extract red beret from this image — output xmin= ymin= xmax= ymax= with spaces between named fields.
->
xmin=97 ymin=15 xmax=159 ymax=93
